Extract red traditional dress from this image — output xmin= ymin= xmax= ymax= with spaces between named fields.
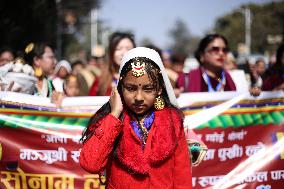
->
xmin=80 ymin=107 xmax=192 ymax=189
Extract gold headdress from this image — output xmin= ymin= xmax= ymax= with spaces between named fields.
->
xmin=131 ymin=59 xmax=145 ymax=77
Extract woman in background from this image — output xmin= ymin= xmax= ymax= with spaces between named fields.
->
xmin=176 ymin=34 xmax=236 ymax=92
xmin=24 ymin=42 xmax=57 ymax=98
xmin=89 ymin=32 xmax=136 ymax=96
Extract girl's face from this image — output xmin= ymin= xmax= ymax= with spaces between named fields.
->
xmin=39 ymin=46 xmax=56 ymax=76
xmin=114 ymin=38 xmax=134 ymax=66
xmin=58 ymin=67 xmax=69 ymax=78
xmin=201 ymin=38 xmax=228 ymax=70
xmin=122 ymin=70 xmax=161 ymax=115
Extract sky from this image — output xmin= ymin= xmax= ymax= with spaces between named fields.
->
xmin=99 ymin=0 xmax=273 ymax=49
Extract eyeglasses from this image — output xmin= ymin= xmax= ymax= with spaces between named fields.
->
xmin=42 ymin=54 xmax=56 ymax=60
xmin=205 ymin=46 xmax=229 ymax=54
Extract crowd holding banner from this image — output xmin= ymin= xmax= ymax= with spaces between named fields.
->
xmin=0 ymin=91 xmax=283 ymax=189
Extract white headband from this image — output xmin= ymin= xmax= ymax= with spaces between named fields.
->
xmin=119 ymin=47 xmax=178 ymax=108
xmin=54 ymin=60 xmax=72 ymax=74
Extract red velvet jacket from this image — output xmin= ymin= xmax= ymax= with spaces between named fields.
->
xmin=80 ymin=107 xmax=192 ymax=189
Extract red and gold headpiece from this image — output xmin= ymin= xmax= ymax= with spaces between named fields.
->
xmin=120 ymin=47 xmax=179 ymax=108
xmin=131 ymin=60 xmax=145 ymax=77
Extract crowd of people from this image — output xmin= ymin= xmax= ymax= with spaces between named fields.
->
xmin=0 ymin=32 xmax=283 ymax=103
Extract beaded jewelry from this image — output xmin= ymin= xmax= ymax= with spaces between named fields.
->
xmin=130 ymin=111 xmax=155 ymax=148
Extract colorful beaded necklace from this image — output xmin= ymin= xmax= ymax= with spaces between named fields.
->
xmin=130 ymin=111 xmax=155 ymax=148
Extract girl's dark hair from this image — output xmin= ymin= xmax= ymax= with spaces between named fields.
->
xmin=23 ymin=42 xmax=51 ymax=66
xmin=108 ymin=32 xmax=136 ymax=73
xmin=81 ymin=57 xmax=183 ymax=143
xmin=194 ymin=33 xmax=228 ymax=64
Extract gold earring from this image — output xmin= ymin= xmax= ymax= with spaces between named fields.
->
xmin=154 ymin=96 xmax=165 ymax=110
xmin=34 ymin=67 xmax=43 ymax=78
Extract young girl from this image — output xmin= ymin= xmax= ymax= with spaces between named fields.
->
xmin=52 ymin=60 xmax=72 ymax=93
xmin=80 ymin=47 xmax=192 ymax=189
xmin=63 ymin=74 xmax=79 ymax=97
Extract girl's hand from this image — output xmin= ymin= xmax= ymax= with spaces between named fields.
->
xmin=110 ymin=87 xmax=123 ymax=118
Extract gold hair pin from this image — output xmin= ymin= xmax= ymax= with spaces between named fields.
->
xmin=25 ymin=43 xmax=34 ymax=54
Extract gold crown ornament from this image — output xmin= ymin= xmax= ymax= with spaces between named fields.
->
xmin=131 ymin=61 xmax=146 ymax=77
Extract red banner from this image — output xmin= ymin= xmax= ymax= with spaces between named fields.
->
xmin=192 ymin=125 xmax=284 ymax=189
xmin=0 ymin=92 xmax=283 ymax=189
xmin=0 ymin=126 xmax=103 ymax=189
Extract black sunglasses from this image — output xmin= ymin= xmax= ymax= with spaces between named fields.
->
xmin=205 ymin=46 xmax=229 ymax=54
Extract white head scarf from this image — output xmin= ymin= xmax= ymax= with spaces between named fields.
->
xmin=119 ymin=47 xmax=178 ymax=108
xmin=54 ymin=60 xmax=72 ymax=75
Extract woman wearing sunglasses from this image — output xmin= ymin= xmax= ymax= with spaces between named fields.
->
xmin=176 ymin=34 xmax=236 ymax=92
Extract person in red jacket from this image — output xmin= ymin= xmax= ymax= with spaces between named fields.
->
xmin=80 ymin=47 xmax=192 ymax=189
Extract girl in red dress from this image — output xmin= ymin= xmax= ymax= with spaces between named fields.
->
xmin=80 ymin=47 xmax=192 ymax=189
